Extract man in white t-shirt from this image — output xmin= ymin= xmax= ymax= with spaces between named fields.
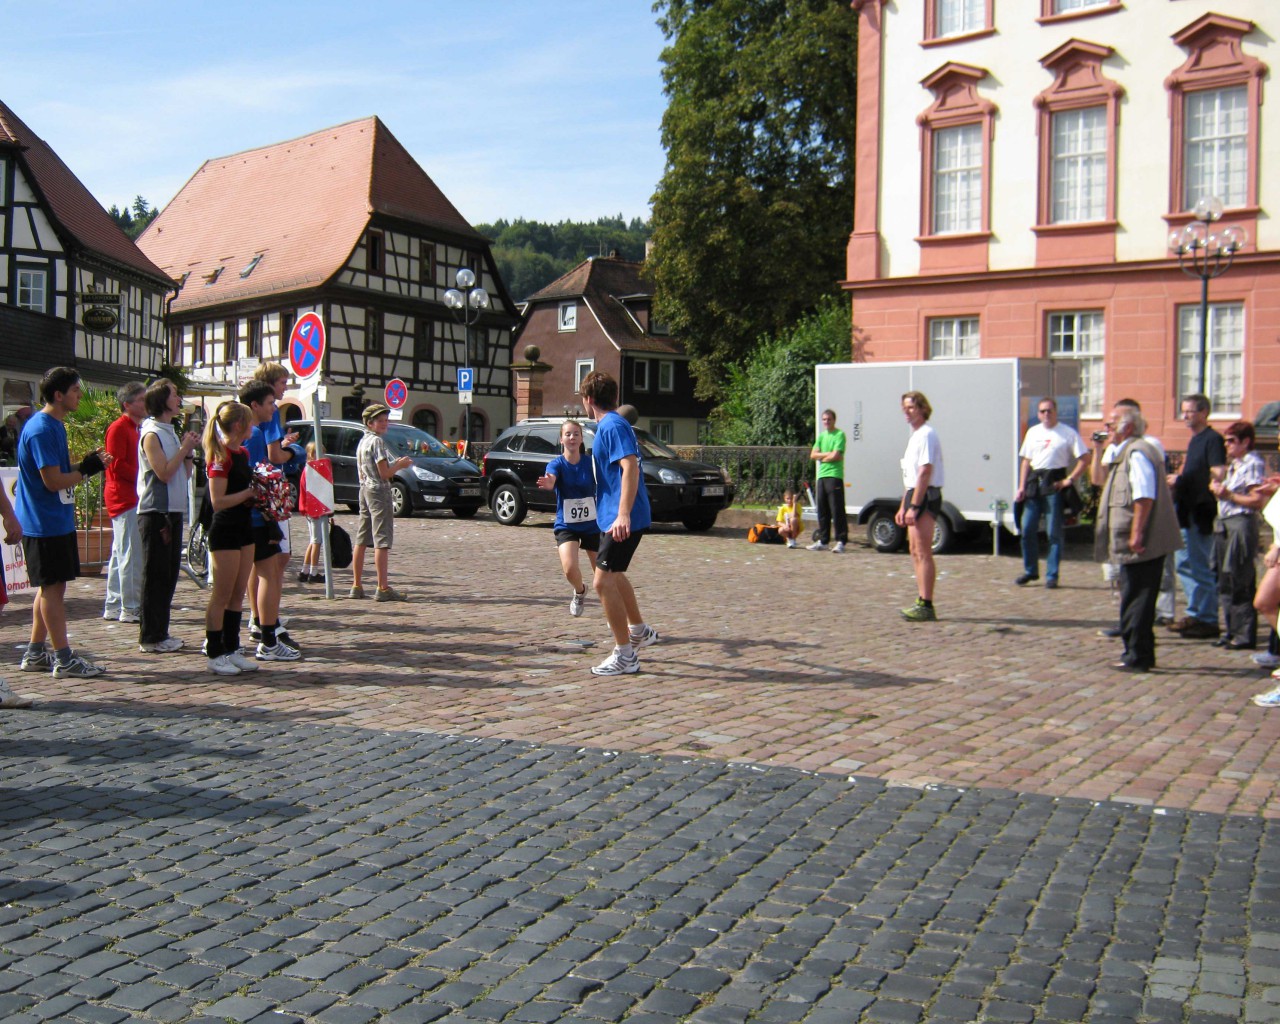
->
xmin=896 ymin=391 xmax=945 ymax=622
xmin=1015 ymin=398 xmax=1090 ymax=589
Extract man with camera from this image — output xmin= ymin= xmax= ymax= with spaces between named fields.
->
xmin=1015 ymin=397 xmax=1090 ymax=588
xmin=1094 ymin=405 xmax=1182 ymax=672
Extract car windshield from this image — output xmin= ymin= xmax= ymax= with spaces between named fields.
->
xmin=385 ymin=424 xmax=455 ymax=458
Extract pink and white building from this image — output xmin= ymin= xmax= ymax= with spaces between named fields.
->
xmin=845 ymin=0 xmax=1277 ymax=439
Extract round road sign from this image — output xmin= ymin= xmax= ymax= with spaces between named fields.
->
xmin=384 ymin=378 xmax=408 ymax=410
xmin=288 ymin=312 xmax=326 ymax=380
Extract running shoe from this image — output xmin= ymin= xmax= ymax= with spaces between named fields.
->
xmin=833 ymin=542 xmax=845 ymax=554
xmin=52 ymin=655 xmax=104 ymax=678
xmin=256 ymin=641 xmax=301 ymax=662
xmin=629 ymin=625 xmax=660 ymax=649
xmin=208 ymin=654 xmax=242 ymax=675
xmin=20 ymin=648 xmax=53 ymax=672
xmin=276 ymin=632 xmax=301 ymax=653
xmin=807 ymin=541 xmax=829 ymax=551
xmin=102 ymin=607 xmax=120 ymax=621
xmin=375 ymin=586 xmax=408 ymax=602
xmin=786 ymin=540 xmax=797 ymax=548
xmin=1252 ymin=684 xmax=1280 ymax=708
xmin=118 ymin=611 xmax=140 ymax=624
xmin=1253 ymin=651 xmax=1280 ymax=669
xmin=226 ymin=650 xmax=261 ymax=673
xmin=570 ymin=589 xmax=586 ymax=618
xmin=901 ymin=601 xmax=937 ymax=622
xmin=0 ymin=679 xmax=33 ymax=708
xmin=139 ymin=637 xmax=185 ymax=654
xmin=591 ymin=649 xmax=639 ymax=676
xmin=349 ymin=585 xmax=366 ymax=600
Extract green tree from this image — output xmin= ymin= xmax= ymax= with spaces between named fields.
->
xmin=476 ymin=217 xmax=653 ymax=300
xmin=647 ymin=0 xmax=858 ymax=399
xmin=711 ymin=296 xmax=850 ymax=446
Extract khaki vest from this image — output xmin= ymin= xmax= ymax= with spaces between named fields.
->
xmin=1094 ymin=437 xmax=1183 ymax=564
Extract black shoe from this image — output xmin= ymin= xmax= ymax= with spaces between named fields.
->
xmin=1112 ymin=661 xmax=1153 ymax=673
xmin=1097 ymin=627 xmax=1122 ymax=638
xmin=1015 ymin=573 xmax=1039 ymax=586
xmin=1045 ymin=579 xmax=1059 ymax=590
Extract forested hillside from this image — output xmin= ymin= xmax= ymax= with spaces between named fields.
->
xmin=476 ymin=216 xmax=651 ymax=302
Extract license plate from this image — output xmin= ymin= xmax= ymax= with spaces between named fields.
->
xmin=459 ymin=487 xmax=480 ymax=497
xmin=702 ymin=485 xmax=724 ymax=497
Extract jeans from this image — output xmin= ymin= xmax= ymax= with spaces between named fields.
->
xmin=139 ymin=512 xmax=183 ymax=645
xmin=104 ymin=507 xmax=141 ymax=616
xmin=1020 ymin=489 xmax=1064 ymax=581
xmin=1176 ymin=526 xmax=1218 ymax=623
xmin=815 ymin=477 xmax=847 ymax=545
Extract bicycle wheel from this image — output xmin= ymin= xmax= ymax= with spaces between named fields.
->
xmin=187 ymin=523 xmax=209 ymax=578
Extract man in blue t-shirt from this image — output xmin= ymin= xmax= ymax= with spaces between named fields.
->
xmin=579 ymin=371 xmax=658 ymax=677
xmin=14 ymin=367 xmax=111 ymax=681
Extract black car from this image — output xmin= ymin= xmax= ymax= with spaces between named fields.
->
xmin=482 ymin=418 xmax=734 ymax=530
xmin=291 ymin=419 xmax=483 ymax=518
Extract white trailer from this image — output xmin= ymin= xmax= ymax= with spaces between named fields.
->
xmin=814 ymin=358 xmax=1081 ymax=553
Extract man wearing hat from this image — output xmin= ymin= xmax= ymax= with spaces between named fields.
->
xmin=350 ymin=404 xmax=413 ymax=601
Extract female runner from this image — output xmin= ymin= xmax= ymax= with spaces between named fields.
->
xmin=536 ymin=420 xmax=600 ymax=617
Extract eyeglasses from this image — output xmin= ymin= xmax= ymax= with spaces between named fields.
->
xmin=1037 ymin=409 xmax=1053 ymax=415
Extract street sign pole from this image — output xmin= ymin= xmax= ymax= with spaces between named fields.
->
xmin=289 ymin=311 xmax=333 ymax=598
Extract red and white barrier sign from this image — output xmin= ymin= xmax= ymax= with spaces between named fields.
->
xmin=300 ymin=458 xmax=335 ymax=516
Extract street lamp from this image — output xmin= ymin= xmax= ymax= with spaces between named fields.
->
xmin=443 ymin=267 xmax=489 ymax=448
xmin=1168 ymin=195 xmax=1246 ymax=394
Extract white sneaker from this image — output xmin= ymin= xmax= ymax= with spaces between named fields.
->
xmin=139 ymin=636 xmax=185 ymax=654
xmin=1253 ymin=651 xmax=1280 ymax=668
xmin=256 ymin=641 xmax=301 ymax=662
xmin=0 ymin=679 xmax=33 ymax=708
xmin=52 ymin=655 xmax=105 ymax=679
xmin=1253 ymin=684 xmax=1280 ymax=708
xmin=807 ymin=541 xmax=828 ymax=551
xmin=208 ymin=654 xmax=242 ymax=675
xmin=118 ymin=611 xmax=140 ymax=624
xmin=833 ymin=542 xmax=845 ymax=554
xmin=591 ymin=649 xmax=639 ymax=676
xmin=629 ymin=625 xmax=660 ymax=649
xmin=786 ymin=540 xmax=797 ymax=548
xmin=570 ymin=589 xmax=586 ymax=617
xmin=226 ymin=650 xmax=260 ymax=673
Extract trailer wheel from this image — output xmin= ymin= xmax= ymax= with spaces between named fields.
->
xmin=867 ymin=510 xmax=905 ymax=553
xmin=931 ymin=514 xmax=955 ymax=555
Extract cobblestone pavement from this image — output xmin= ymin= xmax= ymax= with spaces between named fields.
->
xmin=2 ymin=513 xmax=1280 ymax=1022
xmin=11 ymin=512 xmax=1280 ymax=818
xmin=1 ymin=711 xmax=1278 ymax=1024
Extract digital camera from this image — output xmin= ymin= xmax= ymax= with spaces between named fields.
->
xmin=1092 ymin=430 xmax=1111 ymax=443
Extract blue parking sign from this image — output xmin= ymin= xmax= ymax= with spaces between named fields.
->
xmin=457 ymin=367 xmax=474 ymax=392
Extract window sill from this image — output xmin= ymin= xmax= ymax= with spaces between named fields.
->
xmin=1164 ymin=206 xmax=1259 ymax=226
xmin=922 ymin=27 xmax=995 ymax=48
xmin=915 ymin=231 xmax=993 ymax=245
xmin=1036 ymin=4 xmax=1122 ymax=28
xmin=1032 ymin=220 xmax=1118 ymax=235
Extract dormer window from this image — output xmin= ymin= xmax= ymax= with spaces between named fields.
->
xmin=240 ymin=253 xmax=264 ymax=278
xmin=203 ymin=267 xmax=223 ymax=285
xmin=559 ymin=302 xmax=577 ymax=332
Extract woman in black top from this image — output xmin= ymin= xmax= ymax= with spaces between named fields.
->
xmin=203 ymin=402 xmax=258 ymax=675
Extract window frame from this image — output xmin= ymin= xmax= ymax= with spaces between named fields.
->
xmin=923 ymin=0 xmax=993 ymax=45
xmin=366 ymin=309 xmax=382 ymax=353
xmin=650 ymin=420 xmax=675 ymax=444
xmin=658 ymin=360 xmax=675 ymax=393
xmin=559 ymin=302 xmax=577 ymax=332
xmin=633 ymin=359 xmax=650 ymax=392
xmin=1165 ymin=13 xmax=1266 ymax=220
xmin=917 ymin=63 xmax=996 ymax=242
xmin=575 ymin=359 xmax=594 ymax=391
xmin=1038 ymin=0 xmax=1122 ymax=25
xmin=927 ymin=316 xmax=981 ymax=360
xmin=366 ymin=230 xmax=385 ymax=275
xmin=16 ymin=267 xmax=47 ymax=313
xmin=1046 ymin=310 xmax=1106 ymax=418
xmin=1177 ymin=301 xmax=1244 ymax=416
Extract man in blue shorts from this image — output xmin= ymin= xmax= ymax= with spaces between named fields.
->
xmin=579 ymin=371 xmax=658 ymax=676
xmin=15 ymin=366 xmax=111 ymax=679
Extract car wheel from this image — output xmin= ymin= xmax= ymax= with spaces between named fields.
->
xmin=452 ymin=505 xmax=480 ymax=519
xmin=867 ymin=510 xmax=905 ymax=553
xmin=390 ymin=480 xmax=412 ymax=518
xmin=491 ymin=483 xmax=527 ymax=526
xmin=681 ymin=511 xmax=718 ymax=532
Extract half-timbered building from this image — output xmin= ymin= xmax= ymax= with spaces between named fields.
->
xmin=0 ymin=99 xmax=171 ymax=407
xmin=519 ymin=254 xmax=712 ymax=444
xmin=137 ymin=116 xmax=519 ymax=439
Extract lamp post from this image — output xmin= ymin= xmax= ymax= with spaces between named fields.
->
xmin=443 ymin=268 xmax=489 ymax=448
xmin=1168 ymin=195 xmax=1246 ymax=394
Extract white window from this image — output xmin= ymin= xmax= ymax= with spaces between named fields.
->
xmin=936 ymin=0 xmax=984 ymax=37
xmin=650 ymin=421 xmax=674 ymax=444
xmin=1179 ymin=302 xmax=1244 ymax=414
xmin=658 ymin=360 xmax=674 ymax=393
xmin=17 ymin=269 xmax=46 ymax=313
xmin=1048 ymin=312 xmax=1105 ymax=417
xmin=932 ymin=124 xmax=982 ymax=234
xmin=575 ymin=359 xmax=594 ymax=391
xmin=928 ymin=317 xmax=980 ymax=360
xmin=633 ymin=360 xmax=649 ymax=391
xmin=1051 ymin=107 xmax=1106 ymax=223
xmin=559 ymin=302 xmax=577 ymax=332
xmin=1052 ymin=0 xmax=1109 ymax=12
xmin=1184 ymin=86 xmax=1248 ymax=210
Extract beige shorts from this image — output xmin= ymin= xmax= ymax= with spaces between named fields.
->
xmin=355 ymin=488 xmax=394 ymax=549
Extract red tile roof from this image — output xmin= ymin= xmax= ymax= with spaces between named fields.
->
xmin=527 ymin=256 xmax=684 ymax=356
xmin=138 ymin=116 xmax=481 ymax=313
xmin=0 ymin=100 xmax=170 ymax=283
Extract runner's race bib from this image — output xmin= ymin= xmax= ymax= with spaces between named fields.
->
xmin=563 ymin=496 xmax=596 ymax=524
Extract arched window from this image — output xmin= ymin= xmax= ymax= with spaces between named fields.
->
xmin=412 ymin=407 xmax=440 ymax=437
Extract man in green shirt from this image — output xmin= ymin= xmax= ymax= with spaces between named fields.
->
xmin=809 ymin=408 xmax=848 ymax=553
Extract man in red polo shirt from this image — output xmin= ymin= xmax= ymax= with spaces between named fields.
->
xmin=102 ymin=381 xmax=146 ymax=623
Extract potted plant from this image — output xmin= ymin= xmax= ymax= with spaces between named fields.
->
xmin=64 ymin=384 xmax=119 ymax=569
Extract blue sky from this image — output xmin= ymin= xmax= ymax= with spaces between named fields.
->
xmin=1 ymin=0 xmax=668 ymax=226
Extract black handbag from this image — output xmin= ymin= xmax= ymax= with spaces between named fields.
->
xmin=328 ymin=521 xmax=353 ymax=569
